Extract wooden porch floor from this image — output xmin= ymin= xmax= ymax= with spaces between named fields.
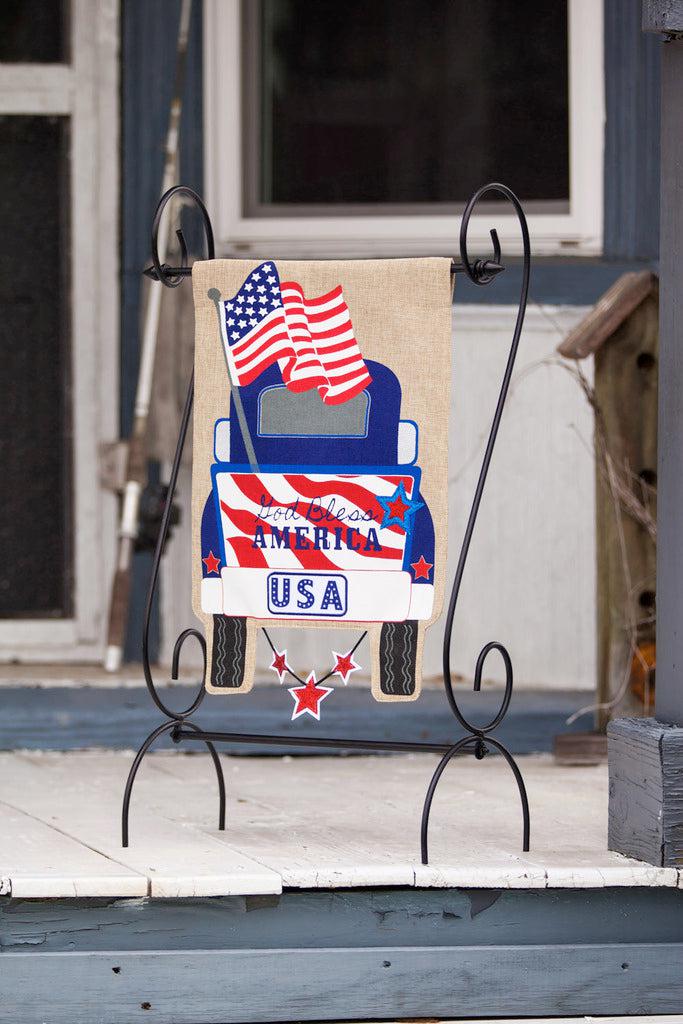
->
xmin=1 ymin=751 xmax=680 ymax=898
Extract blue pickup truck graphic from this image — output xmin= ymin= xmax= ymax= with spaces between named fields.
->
xmin=200 ymin=359 xmax=435 ymax=695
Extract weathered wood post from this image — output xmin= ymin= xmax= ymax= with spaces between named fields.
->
xmin=608 ymin=0 xmax=683 ymax=866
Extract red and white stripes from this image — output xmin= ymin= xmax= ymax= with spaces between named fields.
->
xmin=221 ymin=279 xmax=372 ymax=404
xmin=215 ymin=472 xmax=413 ymax=571
xmin=278 ymin=283 xmax=372 ymax=404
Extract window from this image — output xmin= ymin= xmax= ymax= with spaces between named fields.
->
xmin=0 ymin=0 xmax=118 ymax=659
xmin=0 ymin=0 xmax=69 ymax=63
xmin=0 ymin=114 xmax=72 ymax=617
xmin=205 ymin=0 xmax=603 ymax=257
xmin=258 ymin=386 xmax=369 ymax=437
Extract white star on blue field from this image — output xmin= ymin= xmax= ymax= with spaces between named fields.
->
xmin=224 ymin=263 xmax=284 ymax=344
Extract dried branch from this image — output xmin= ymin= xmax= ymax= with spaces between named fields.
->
xmin=528 ymin=303 xmax=656 ymax=723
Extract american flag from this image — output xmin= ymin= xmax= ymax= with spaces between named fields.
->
xmin=218 ymin=262 xmax=372 ymax=405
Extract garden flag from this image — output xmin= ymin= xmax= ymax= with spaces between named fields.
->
xmin=192 ymin=258 xmax=453 ymax=702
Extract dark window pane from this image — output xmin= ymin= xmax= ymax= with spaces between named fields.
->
xmin=0 ymin=116 xmax=72 ymax=617
xmin=0 ymin=0 xmax=68 ymax=63
xmin=247 ymin=0 xmax=569 ymax=209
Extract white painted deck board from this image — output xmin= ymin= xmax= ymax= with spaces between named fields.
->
xmin=0 ymin=751 xmax=679 ymax=897
xmin=0 ymin=801 xmax=146 ymax=898
xmin=0 ymin=752 xmax=281 ymax=898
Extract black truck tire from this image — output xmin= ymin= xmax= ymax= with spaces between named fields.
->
xmin=211 ymin=614 xmax=247 ymax=688
xmin=379 ymin=619 xmax=419 ymax=696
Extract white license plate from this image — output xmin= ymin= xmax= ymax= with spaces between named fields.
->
xmin=266 ymin=572 xmax=348 ymax=617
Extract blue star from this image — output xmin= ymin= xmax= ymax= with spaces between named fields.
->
xmin=377 ymin=480 xmax=423 ymax=531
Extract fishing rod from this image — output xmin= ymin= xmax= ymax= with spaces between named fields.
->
xmin=104 ymin=0 xmax=193 ymax=672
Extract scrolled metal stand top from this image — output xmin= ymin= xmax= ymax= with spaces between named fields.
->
xmin=147 ymin=184 xmax=215 ymax=287
xmin=139 ymin=185 xmax=215 ymax=721
xmin=441 ymin=181 xmax=531 ymax=736
xmin=144 ymin=183 xmax=508 ymax=284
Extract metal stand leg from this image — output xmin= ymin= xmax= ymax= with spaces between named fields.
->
xmin=173 ymin=720 xmax=227 ymax=833
xmin=420 ymin=733 xmax=530 ymax=865
xmin=122 ymin=721 xmax=176 ymax=848
xmin=121 ymin=719 xmax=226 ymax=848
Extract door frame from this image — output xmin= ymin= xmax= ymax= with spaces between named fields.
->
xmin=0 ymin=0 xmax=119 ymax=661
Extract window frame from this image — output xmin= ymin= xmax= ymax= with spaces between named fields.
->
xmin=0 ymin=0 xmax=119 ymax=661
xmin=204 ymin=0 xmax=604 ymax=259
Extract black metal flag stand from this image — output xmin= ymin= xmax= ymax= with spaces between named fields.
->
xmin=121 ymin=182 xmax=532 ymax=864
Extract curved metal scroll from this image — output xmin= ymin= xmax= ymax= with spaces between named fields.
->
xmin=146 ymin=185 xmax=214 ymax=286
xmin=420 ymin=182 xmax=531 ymax=864
xmin=138 ymin=186 xmax=214 ymax=720
xmin=122 ymin=186 xmax=222 ymax=846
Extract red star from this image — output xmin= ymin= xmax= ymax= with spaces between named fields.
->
xmin=202 ymin=550 xmax=221 ymax=574
xmin=387 ymin=494 xmax=410 ymax=521
xmin=331 ymin=649 xmax=361 ymax=685
xmin=270 ymin=649 xmax=289 ymax=684
xmin=288 ymin=672 xmax=333 ymax=721
xmin=410 ymin=555 xmax=433 ymax=580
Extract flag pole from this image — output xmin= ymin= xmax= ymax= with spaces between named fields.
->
xmin=208 ymin=288 xmax=259 ymax=471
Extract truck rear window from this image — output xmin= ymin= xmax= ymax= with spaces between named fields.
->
xmin=258 ymin=386 xmax=369 ymax=437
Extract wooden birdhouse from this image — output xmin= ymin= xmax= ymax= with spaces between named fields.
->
xmin=558 ymin=271 xmax=658 ymax=728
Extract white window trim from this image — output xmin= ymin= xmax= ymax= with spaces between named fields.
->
xmin=204 ymin=0 xmax=604 ymax=259
xmin=0 ymin=0 xmax=119 ymax=661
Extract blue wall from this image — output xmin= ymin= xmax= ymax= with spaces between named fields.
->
xmin=603 ymin=0 xmax=660 ymax=262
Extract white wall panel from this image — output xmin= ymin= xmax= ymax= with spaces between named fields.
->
xmin=427 ymin=304 xmax=595 ymax=690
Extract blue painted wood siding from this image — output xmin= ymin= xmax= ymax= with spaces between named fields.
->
xmin=0 ymin=684 xmax=588 ymax=752
xmin=3 ymin=889 xmax=683 ymax=1021
xmin=604 ymin=0 xmax=661 ymax=262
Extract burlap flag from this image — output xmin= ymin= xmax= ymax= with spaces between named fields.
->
xmin=191 ymin=258 xmax=452 ymax=702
